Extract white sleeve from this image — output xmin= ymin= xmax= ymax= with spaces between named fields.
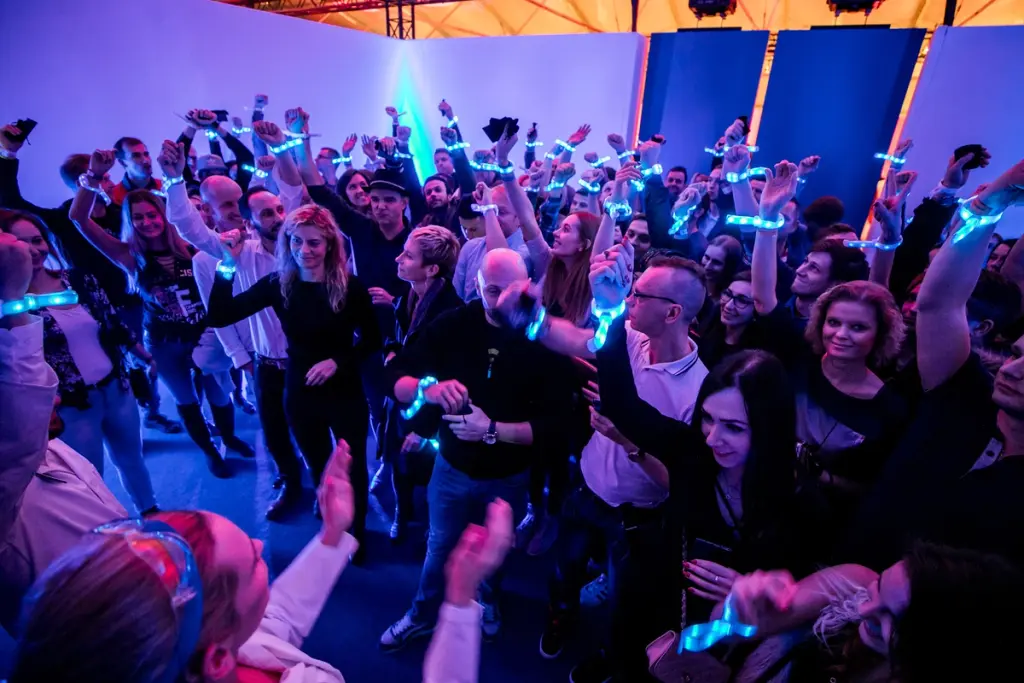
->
xmin=165 ymin=183 xmax=223 ymax=257
xmin=193 ymin=256 xmax=253 ymax=368
xmin=273 ymin=166 xmax=307 ymax=214
xmin=524 ymin=236 xmax=551 ymax=282
xmin=422 ymin=602 xmax=482 ymax=683
xmin=257 ymin=533 xmax=358 ymax=649
xmin=0 ymin=318 xmax=57 ymax=536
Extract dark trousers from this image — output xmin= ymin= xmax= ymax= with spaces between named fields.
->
xmin=254 ymin=359 xmax=303 ymax=484
xmin=285 ymin=377 xmax=369 ymax=540
xmin=550 ymin=484 xmax=673 ymax=680
xmin=529 ymin=453 xmax=570 ymax=516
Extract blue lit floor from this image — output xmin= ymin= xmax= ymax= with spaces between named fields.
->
xmin=0 ymin=394 xmax=609 ymax=682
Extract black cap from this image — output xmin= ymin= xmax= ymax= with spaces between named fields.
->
xmin=367 ymin=167 xmax=409 ymax=196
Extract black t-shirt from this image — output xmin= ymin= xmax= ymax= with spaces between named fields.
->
xmin=137 ymin=254 xmax=205 ymax=343
xmin=389 ymin=300 xmax=576 ymax=480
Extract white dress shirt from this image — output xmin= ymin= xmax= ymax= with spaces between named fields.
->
xmin=581 ymin=324 xmax=708 ymax=508
xmin=166 ymin=183 xmax=289 ymax=359
xmin=192 ymin=250 xmax=254 ymax=369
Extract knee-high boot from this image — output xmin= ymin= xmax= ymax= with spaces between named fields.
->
xmin=178 ymin=403 xmax=231 ymax=478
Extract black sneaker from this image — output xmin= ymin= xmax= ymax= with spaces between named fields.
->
xmin=539 ymin=610 xmax=573 ymax=659
xmin=144 ymin=412 xmax=183 ymax=434
xmin=569 ymin=651 xmax=612 ymax=683
xmin=379 ymin=614 xmax=433 ymax=652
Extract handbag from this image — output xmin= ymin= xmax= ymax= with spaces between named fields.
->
xmin=646 ymin=525 xmax=733 ymax=683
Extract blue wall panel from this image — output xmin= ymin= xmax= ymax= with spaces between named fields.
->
xmin=755 ymin=28 xmax=924 ymax=228
xmin=639 ymin=30 xmax=769 ymax=179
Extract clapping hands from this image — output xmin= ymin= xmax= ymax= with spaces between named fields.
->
xmin=444 ymin=499 xmax=514 ymax=606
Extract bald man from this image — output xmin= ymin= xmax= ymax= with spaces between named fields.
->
xmin=379 ymin=248 xmax=576 ymax=651
xmin=452 ymin=185 xmax=539 ymax=302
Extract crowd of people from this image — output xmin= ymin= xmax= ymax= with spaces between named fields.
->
xmin=1 ymin=92 xmax=1023 ymax=683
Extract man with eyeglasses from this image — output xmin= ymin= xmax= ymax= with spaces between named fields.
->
xmin=497 ymin=246 xmax=709 ymax=682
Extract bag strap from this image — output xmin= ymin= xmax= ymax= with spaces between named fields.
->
xmin=680 ymin=525 xmax=687 ymax=630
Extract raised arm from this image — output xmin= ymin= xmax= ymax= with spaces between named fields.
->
xmin=495 ymin=130 xmax=545 ymax=246
xmin=475 ymin=183 xmax=508 ymax=253
xmin=493 ymin=281 xmax=596 ymax=359
xmin=750 ymin=160 xmax=800 ymax=316
xmin=440 ymin=126 xmax=477 ymax=196
xmin=596 ymin=165 xmax=641 ymax=254
xmin=205 ymin=231 xmax=277 ymax=328
xmin=867 ymin=173 xmax=916 ymax=289
xmin=916 ymin=159 xmax=1024 ymax=391
xmin=158 ymin=140 xmax=222 ymax=257
xmin=69 ymin=150 xmax=134 ymax=273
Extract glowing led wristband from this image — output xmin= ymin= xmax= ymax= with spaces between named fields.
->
xmin=445 ymin=141 xmax=470 ymax=152
xmin=725 ymin=214 xmax=785 ymax=231
xmin=240 ymin=164 xmax=268 ymax=179
xmin=617 ymin=150 xmax=636 ymax=160
xmin=874 ymin=152 xmax=906 ymax=166
xmin=546 ymin=179 xmax=567 ymax=192
xmin=706 ymin=144 xmax=757 ymax=157
xmin=231 ymin=127 xmax=252 ymax=135
xmin=554 ymin=139 xmax=577 ymax=153
xmin=590 ymin=156 xmax=611 ymax=168
xmin=629 ymin=164 xmax=662 ymax=192
xmin=725 ymin=166 xmax=769 ymax=183
xmin=1 ymin=289 xmax=79 ymax=318
xmin=668 ymin=205 xmax=698 ymax=236
xmin=525 ymin=186 xmax=540 ymax=194
xmin=447 ymin=116 xmax=459 ymax=127
xmin=393 ymin=151 xmax=413 ymax=160
xmin=401 ymin=376 xmax=438 ymax=420
xmin=678 ymin=595 xmax=757 ymax=653
xmin=269 ymin=138 xmax=303 ymax=155
xmin=204 ymin=130 xmax=219 ymax=140
xmin=428 ymin=438 xmax=440 ymax=451
xmin=525 ymin=141 xmax=544 ymax=148
xmin=544 ymin=152 xmax=558 ymax=161
xmin=844 ymin=237 xmax=903 ymax=251
xmin=579 ymin=178 xmax=601 ymax=193
xmin=496 ymin=163 xmax=515 ymax=177
xmin=472 ymin=203 xmax=498 ymax=215
xmin=603 ymin=199 xmax=632 ymax=220
xmin=586 ymin=300 xmax=627 ymax=353
xmin=77 ymin=173 xmax=112 ymax=205
xmin=163 ymin=175 xmax=186 ymax=189
xmin=469 ymin=160 xmax=501 ymax=173
xmin=525 ymin=305 xmax=547 ymax=341
xmin=215 ymin=260 xmax=237 ymax=278
xmin=950 ymin=198 xmax=1004 ymax=245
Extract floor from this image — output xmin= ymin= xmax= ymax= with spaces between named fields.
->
xmin=0 ymin=394 xmax=610 ymax=682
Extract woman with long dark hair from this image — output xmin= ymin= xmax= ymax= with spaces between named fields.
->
xmin=336 ymin=167 xmax=372 ymax=217
xmin=0 ymin=209 xmax=158 ymax=513
xmin=383 ymin=225 xmax=463 ymax=541
xmin=69 ymin=150 xmax=250 ymax=477
xmin=205 ymin=204 xmax=381 ymax=550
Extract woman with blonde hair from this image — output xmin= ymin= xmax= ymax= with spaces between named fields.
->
xmin=206 ymin=204 xmax=381 ymax=552
xmin=384 ymin=225 xmax=464 ymax=540
xmin=70 ymin=150 xmax=247 ymax=478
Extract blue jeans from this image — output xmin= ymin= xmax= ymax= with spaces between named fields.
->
xmin=409 ymin=455 xmax=529 ymax=626
xmin=59 ymin=379 xmax=157 ymax=513
xmin=148 ymin=339 xmax=229 ymax=407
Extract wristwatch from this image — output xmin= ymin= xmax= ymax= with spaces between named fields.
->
xmin=627 ymin=449 xmax=646 ymax=463
xmin=482 ymin=420 xmax=498 ymax=445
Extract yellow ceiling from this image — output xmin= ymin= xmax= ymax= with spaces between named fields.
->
xmin=219 ymin=0 xmax=1024 ymax=38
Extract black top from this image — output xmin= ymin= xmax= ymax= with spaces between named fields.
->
xmin=842 ymin=354 xmax=998 ymax=569
xmin=136 ymin=254 xmax=206 ymax=343
xmin=206 ymin=271 xmax=381 ymax=394
xmin=386 ymin=279 xmax=464 ymax=355
xmin=595 ymin=317 xmax=828 ymax=625
xmin=388 ymin=300 xmax=576 ymax=480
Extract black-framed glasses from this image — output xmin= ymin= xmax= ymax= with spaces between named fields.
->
xmin=632 ymin=289 xmax=681 ymax=306
xmin=721 ymin=289 xmax=754 ymax=308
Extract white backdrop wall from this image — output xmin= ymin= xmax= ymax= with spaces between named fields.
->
xmin=0 ymin=0 xmax=398 ymax=207
xmin=899 ymin=25 xmax=1024 ymax=237
xmin=401 ymin=33 xmax=647 ymax=179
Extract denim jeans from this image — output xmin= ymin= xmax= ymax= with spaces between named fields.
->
xmin=409 ymin=455 xmax=529 ymax=626
xmin=148 ymin=339 xmax=229 ymax=408
xmin=59 ymin=380 xmax=157 ymax=513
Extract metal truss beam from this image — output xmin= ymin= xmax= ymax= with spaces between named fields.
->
xmin=241 ymin=0 xmax=471 ymax=19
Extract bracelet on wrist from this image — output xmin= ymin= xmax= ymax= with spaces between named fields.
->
xmin=401 ymin=376 xmax=438 ymax=420
xmin=269 ymin=138 xmax=303 ymax=155
xmin=724 ymin=167 xmax=768 ymax=183
xmin=725 ymin=214 xmax=785 ymax=231
xmin=705 ymin=144 xmax=758 ymax=158
xmin=844 ymin=237 xmax=903 ymax=252
xmin=240 ymin=164 xmax=269 ymax=179
xmin=630 ymin=164 xmax=662 ymax=192
xmin=950 ymin=197 xmax=1004 ymax=245
xmin=231 ymin=127 xmax=252 ymax=135
xmin=587 ymin=300 xmax=627 ymax=353
xmin=216 ymin=260 xmax=238 ymax=278
xmin=445 ymin=141 xmax=470 ymax=153
xmin=590 ymin=156 xmax=611 ymax=168
xmin=603 ymin=199 xmax=632 ymax=221
xmin=617 ymin=150 xmax=635 ymax=160
xmin=554 ymin=138 xmax=577 ymax=153
xmin=525 ymin=305 xmax=547 ymax=342
xmin=162 ymin=175 xmax=186 ymax=189
xmin=546 ymin=179 xmax=567 ymax=192
xmin=0 ymin=147 xmax=16 ymax=160
xmin=78 ymin=173 xmax=113 ymax=205
xmin=668 ymin=205 xmax=698 ymax=236
xmin=204 ymin=129 xmax=219 ymax=140
xmin=874 ymin=152 xmax=906 ymax=166
xmin=446 ymin=116 xmax=459 ymax=127
xmin=472 ymin=203 xmax=498 ymax=215
xmin=525 ymin=140 xmax=544 ymax=148
xmin=579 ymin=178 xmax=601 ymax=194
xmin=1 ymin=289 xmax=79 ymax=318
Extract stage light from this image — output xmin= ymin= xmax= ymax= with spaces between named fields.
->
xmin=688 ymin=0 xmax=737 ymax=20
xmin=827 ymin=0 xmax=885 ymax=15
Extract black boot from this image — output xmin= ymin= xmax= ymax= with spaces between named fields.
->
xmin=210 ymin=402 xmax=255 ymax=458
xmin=178 ymin=404 xmax=231 ymax=478
xmin=266 ymin=480 xmax=303 ymax=521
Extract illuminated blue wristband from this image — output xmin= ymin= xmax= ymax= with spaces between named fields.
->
xmin=579 ymin=178 xmax=601 ymax=193
xmin=1 ymin=289 xmax=79 ymax=318
xmin=204 ymin=130 xmax=219 ymax=140
xmin=393 ymin=151 xmax=413 ymax=160
xmin=472 ymin=203 xmax=498 ymax=215
xmin=447 ymin=116 xmax=459 ymax=127
xmin=445 ymin=141 xmax=470 ymax=153
xmin=590 ymin=156 xmax=611 ymax=168
xmin=554 ymin=139 xmax=577 ymax=153
xmin=428 ymin=438 xmax=440 ymax=451
xmin=704 ymin=146 xmax=725 ymax=158
xmin=525 ymin=306 xmax=547 ymax=341
xmin=604 ymin=199 xmax=632 ymax=220
xmin=269 ymin=138 xmax=303 ymax=155
xmin=401 ymin=376 xmax=438 ymax=420
xmin=525 ymin=141 xmax=544 ymax=148
xmin=874 ymin=152 xmax=906 ymax=166
xmin=725 ymin=166 xmax=769 ymax=183
xmin=216 ymin=260 xmax=237 ymax=278
xmin=337 ymin=155 xmax=353 ymax=165
xmin=950 ymin=199 xmax=1004 ymax=245
xmin=725 ymin=214 xmax=785 ymax=231
xmin=231 ymin=127 xmax=252 ymax=135
xmin=678 ymin=595 xmax=757 ymax=653
xmin=496 ymin=163 xmax=515 ymax=177
xmin=617 ymin=150 xmax=636 ymax=160
xmin=469 ymin=160 xmax=501 ymax=172
xmin=525 ymin=186 xmax=540 ymax=194
xmin=240 ymin=164 xmax=268 ymax=179
xmin=668 ymin=205 xmax=698 ymax=236
xmin=844 ymin=237 xmax=903 ymax=251
xmin=586 ymin=300 xmax=627 ymax=353
xmin=544 ymin=152 xmax=558 ymax=161
xmin=163 ymin=175 xmax=185 ymax=189
xmin=546 ymin=180 xmax=567 ymax=192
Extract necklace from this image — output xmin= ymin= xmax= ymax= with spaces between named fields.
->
xmin=717 ymin=472 xmax=741 ymax=501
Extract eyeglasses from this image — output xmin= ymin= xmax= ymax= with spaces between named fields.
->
xmin=631 ymin=289 xmax=681 ymax=306
xmin=93 ymin=518 xmax=204 ymax=683
xmin=721 ymin=289 xmax=754 ymax=308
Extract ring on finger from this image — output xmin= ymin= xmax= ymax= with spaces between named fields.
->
xmin=713 ymin=575 xmax=719 ymax=583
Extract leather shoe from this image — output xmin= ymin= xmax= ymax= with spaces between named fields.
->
xmin=266 ymin=482 xmax=302 ymax=521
